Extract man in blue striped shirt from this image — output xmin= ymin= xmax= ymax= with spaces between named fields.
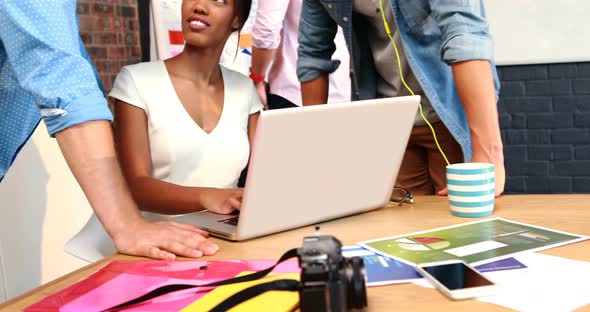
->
xmin=0 ymin=1 xmax=218 ymax=260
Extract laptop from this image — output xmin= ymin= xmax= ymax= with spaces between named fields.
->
xmin=174 ymin=96 xmax=420 ymax=241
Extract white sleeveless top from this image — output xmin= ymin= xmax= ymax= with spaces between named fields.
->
xmin=110 ymin=61 xmax=262 ymax=188
xmin=65 ymin=61 xmax=262 ymax=262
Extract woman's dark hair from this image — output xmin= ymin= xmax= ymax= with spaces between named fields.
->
xmin=232 ymin=0 xmax=252 ymax=61
xmin=234 ymin=0 xmax=252 ymax=32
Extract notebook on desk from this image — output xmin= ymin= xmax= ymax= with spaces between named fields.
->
xmin=174 ymin=96 xmax=420 ymax=241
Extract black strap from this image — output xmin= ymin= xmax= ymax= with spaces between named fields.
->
xmin=102 ymin=248 xmax=299 ymax=311
xmin=209 ymin=279 xmax=300 ymax=312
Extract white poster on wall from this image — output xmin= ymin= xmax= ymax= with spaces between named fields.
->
xmin=150 ymin=0 xmax=183 ymax=59
xmin=149 ymin=0 xmax=257 ymax=75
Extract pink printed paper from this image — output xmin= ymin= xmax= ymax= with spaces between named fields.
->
xmin=25 ymin=259 xmax=300 ymax=312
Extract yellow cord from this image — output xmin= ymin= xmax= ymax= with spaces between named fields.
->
xmin=378 ymin=0 xmax=450 ymax=166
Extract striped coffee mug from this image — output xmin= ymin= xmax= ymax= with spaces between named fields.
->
xmin=446 ymin=163 xmax=495 ymax=218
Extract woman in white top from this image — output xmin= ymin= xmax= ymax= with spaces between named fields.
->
xmin=109 ymin=0 xmax=261 ymax=258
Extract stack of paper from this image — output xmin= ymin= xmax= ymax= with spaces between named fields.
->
xmin=478 ymin=253 xmax=590 ymax=311
xmin=342 ymin=246 xmax=527 ymax=286
xmin=412 ymin=253 xmax=590 ymax=311
xmin=352 ymin=217 xmax=589 ymax=310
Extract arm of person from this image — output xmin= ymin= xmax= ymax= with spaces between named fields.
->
xmin=56 ymin=121 xmax=219 ymax=258
xmin=247 ymin=112 xmax=261 ymax=169
xmin=301 ymin=73 xmax=330 ymax=106
xmin=250 ymin=48 xmax=274 ymax=109
xmin=297 ymin=0 xmax=339 ymax=106
xmin=450 ymin=61 xmax=505 ymax=196
xmin=114 ymin=101 xmax=243 ymax=215
xmin=247 ymin=81 xmax=263 ymax=157
xmin=0 ymin=0 xmax=217 ymax=259
xmin=250 ymin=0 xmax=290 ymax=109
xmin=428 ymin=0 xmax=505 ymax=196
xmin=248 ymin=113 xmax=260 ymax=150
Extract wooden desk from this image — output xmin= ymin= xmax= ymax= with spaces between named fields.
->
xmin=2 ymin=195 xmax=589 ymax=311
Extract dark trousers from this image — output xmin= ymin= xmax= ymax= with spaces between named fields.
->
xmin=268 ymin=94 xmax=298 ymax=110
xmin=396 ymin=122 xmax=464 ymax=195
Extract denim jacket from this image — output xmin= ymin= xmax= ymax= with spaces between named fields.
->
xmin=297 ymin=0 xmax=500 ymax=161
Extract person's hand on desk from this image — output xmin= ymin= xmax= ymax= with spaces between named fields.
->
xmin=201 ymin=188 xmax=243 ymax=214
xmin=470 ymin=142 xmax=505 ymax=197
xmin=437 ymin=141 xmax=505 ymax=198
xmin=112 ymin=218 xmax=219 ymax=260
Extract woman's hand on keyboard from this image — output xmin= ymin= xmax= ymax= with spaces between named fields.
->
xmin=201 ymin=188 xmax=243 ymax=214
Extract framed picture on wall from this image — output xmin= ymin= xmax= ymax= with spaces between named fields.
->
xmin=150 ymin=0 xmax=183 ymax=60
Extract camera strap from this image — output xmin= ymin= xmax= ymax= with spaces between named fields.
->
xmin=101 ymin=248 xmax=300 ymax=311
xmin=210 ymin=278 xmax=300 ymax=311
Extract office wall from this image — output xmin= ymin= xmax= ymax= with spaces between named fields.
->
xmin=483 ymin=0 xmax=590 ymax=65
xmin=77 ymin=0 xmax=141 ymax=90
xmin=485 ymin=0 xmax=590 ymax=192
xmin=498 ymin=62 xmax=590 ymax=193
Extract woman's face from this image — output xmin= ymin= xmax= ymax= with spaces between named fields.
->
xmin=181 ymin=0 xmax=239 ymax=49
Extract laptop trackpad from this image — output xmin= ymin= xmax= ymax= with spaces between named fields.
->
xmin=170 ymin=211 xmax=238 ymax=233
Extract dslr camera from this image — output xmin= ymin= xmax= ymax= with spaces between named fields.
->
xmin=297 ymin=233 xmax=368 ymax=311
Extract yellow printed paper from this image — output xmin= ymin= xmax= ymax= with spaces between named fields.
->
xmin=181 ymin=271 xmax=300 ymax=312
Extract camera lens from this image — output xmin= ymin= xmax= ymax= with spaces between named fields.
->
xmin=346 ymin=256 xmax=368 ymax=309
